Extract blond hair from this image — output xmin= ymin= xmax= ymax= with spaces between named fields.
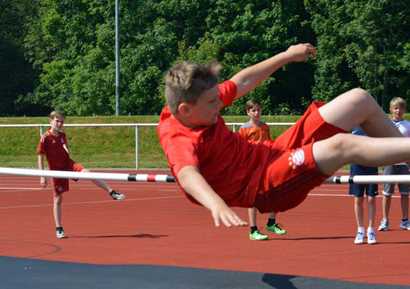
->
xmin=164 ymin=61 xmax=220 ymax=114
xmin=49 ymin=111 xmax=65 ymax=120
xmin=390 ymin=97 xmax=406 ymax=109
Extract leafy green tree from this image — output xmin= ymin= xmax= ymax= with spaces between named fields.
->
xmin=306 ymin=0 xmax=410 ymax=109
xmin=206 ymin=0 xmax=315 ymax=114
xmin=17 ymin=0 xmax=410 ymax=116
xmin=0 ymin=0 xmax=37 ymax=115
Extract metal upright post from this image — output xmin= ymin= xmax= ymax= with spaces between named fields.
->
xmin=115 ymin=0 xmax=120 ymax=115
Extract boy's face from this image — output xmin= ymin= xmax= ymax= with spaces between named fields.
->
xmin=247 ymin=105 xmax=261 ymax=122
xmin=390 ymin=104 xmax=405 ymax=121
xmin=50 ymin=116 xmax=64 ymax=133
xmin=179 ymin=86 xmax=222 ymax=127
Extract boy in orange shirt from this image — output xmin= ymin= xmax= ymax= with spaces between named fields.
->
xmin=37 ymin=111 xmax=125 ymax=239
xmin=239 ymin=100 xmax=286 ymax=240
xmin=158 ymin=43 xmax=407 ymax=228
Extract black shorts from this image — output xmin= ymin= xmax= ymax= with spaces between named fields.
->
xmin=348 ymin=164 xmax=378 ymax=197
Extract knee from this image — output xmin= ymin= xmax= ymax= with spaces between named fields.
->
xmin=355 ymin=197 xmax=364 ymax=204
xmin=349 ymin=88 xmax=374 ymax=106
xmin=54 ymin=195 xmax=63 ymax=205
xmin=326 ymin=133 xmax=353 ymax=162
xmin=350 ymin=87 xmax=369 ymax=96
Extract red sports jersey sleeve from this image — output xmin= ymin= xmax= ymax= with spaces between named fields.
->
xmin=165 ymin=133 xmax=198 ymax=174
xmin=218 ymin=80 xmax=237 ymax=107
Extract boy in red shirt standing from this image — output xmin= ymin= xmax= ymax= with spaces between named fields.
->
xmin=37 ymin=111 xmax=125 ymax=239
xmin=238 ymin=100 xmax=286 ymax=240
xmin=158 ymin=43 xmax=407 ymax=228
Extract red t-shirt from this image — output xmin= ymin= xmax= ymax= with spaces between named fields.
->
xmin=36 ymin=129 xmax=73 ymax=170
xmin=157 ymin=81 xmax=274 ymax=207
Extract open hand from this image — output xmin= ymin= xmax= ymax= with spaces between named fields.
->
xmin=286 ymin=43 xmax=316 ymax=62
xmin=210 ymin=202 xmax=248 ymax=227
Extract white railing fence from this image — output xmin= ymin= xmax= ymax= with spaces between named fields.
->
xmin=0 ymin=122 xmax=295 ymax=169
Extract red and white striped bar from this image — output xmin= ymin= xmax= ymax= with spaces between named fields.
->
xmin=327 ymin=175 xmax=410 ymax=184
xmin=0 ymin=167 xmax=175 ymax=183
xmin=3 ymin=167 xmax=409 ymax=185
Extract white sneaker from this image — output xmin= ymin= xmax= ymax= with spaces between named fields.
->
xmin=56 ymin=227 xmax=65 ymax=239
xmin=110 ymin=190 xmax=125 ymax=201
xmin=354 ymin=231 xmax=365 ymax=244
xmin=378 ymin=219 xmax=389 ymax=231
xmin=399 ymin=220 xmax=410 ymax=230
xmin=367 ymin=230 xmax=377 ymax=245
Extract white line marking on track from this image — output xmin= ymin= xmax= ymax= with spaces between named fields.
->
xmin=0 ymin=195 xmax=183 ymax=210
xmin=309 ymin=193 xmax=400 ymax=198
xmin=0 ymin=187 xmax=43 ymax=191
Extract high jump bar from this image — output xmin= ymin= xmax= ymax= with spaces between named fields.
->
xmin=326 ymin=175 xmax=410 ymax=184
xmin=1 ymin=167 xmax=410 ymax=184
xmin=0 ymin=167 xmax=176 ymax=183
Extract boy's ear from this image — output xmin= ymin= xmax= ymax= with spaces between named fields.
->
xmin=177 ymin=102 xmax=192 ymax=116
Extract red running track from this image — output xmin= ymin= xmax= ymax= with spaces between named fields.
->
xmin=0 ymin=172 xmax=409 ymax=286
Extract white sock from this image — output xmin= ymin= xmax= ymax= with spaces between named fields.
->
xmin=357 ymin=226 xmax=365 ymax=233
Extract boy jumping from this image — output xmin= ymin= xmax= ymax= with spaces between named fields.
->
xmin=158 ymin=43 xmax=406 ymax=227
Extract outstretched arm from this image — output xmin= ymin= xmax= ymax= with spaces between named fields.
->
xmin=177 ymin=165 xmax=247 ymax=227
xmin=230 ymin=43 xmax=316 ymax=99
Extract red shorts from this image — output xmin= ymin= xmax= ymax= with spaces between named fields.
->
xmin=254 ymin=101 xmax=346 ymax=213
xmin=52 ymin=159 xmax=84 ymax=195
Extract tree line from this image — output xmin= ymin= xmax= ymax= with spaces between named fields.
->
xmin=1 ymin=0 xmax=410 ymax=116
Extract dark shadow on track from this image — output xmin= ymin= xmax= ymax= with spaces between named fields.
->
xmin=1 ymin=256 xmax=409 ymax=289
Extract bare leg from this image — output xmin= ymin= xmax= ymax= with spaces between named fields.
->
xmin=368 ymin=196 xmax=376 ymax=229
xmin=382 ymin=195 xmax=391 ymax=222
xmin=318 ymin=88 xmax=401 ymax=137
xmin=53 ymin=194 xmax=63 ymax=227
xmin=248 ymin=208 xmax=257 ymax=227
xmin=354 ymin=197 xmax=364 ymax=228
xmin=313 ymin=134 xmax=410 ymax=176
xmin=81 ymin=169 xmax=113 ymax=193
xmin=92 ymin=179 xmax=113 ymax=192
xmin=401 ymin=194 xmax=409 ymax=220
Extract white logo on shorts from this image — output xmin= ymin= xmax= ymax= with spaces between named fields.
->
xmin=288 ymin=148 xmax=305 ymax=169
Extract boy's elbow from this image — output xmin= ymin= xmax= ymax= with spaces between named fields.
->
xmin=177 ymin=166 xmax=195 ymax=183
xmin=177 ymin=165 xmax=200 ymax=190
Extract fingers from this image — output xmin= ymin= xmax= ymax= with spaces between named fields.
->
xmin=307 ymin=44 xmax=317 ymax=58
xmin=304 ymin=43 xmax=317 ymax=59
xmin=288 ymin=43 xmax=317 ymax=61
xmin=212 ymin=210 xmax=248 ymax=227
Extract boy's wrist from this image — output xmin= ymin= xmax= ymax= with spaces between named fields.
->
xmin=281 ymin=50 xmax=300 ymax=63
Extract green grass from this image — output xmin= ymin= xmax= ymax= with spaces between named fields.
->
xmin=0 ymin=115 xmax=298 ymax=169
